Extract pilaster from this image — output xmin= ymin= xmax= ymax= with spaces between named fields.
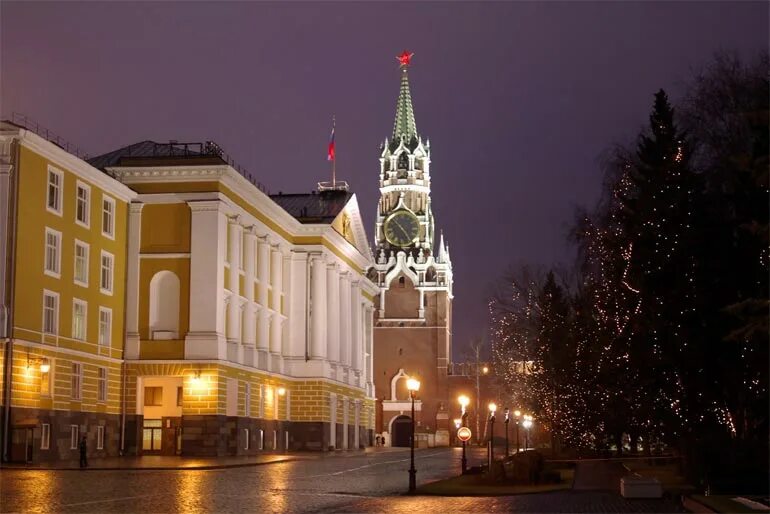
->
xmin=124 ymin=203 xmax=143 ymax=359
xmin=185 ymin=200 xmax=227 ymax=359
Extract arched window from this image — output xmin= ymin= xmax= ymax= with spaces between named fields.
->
xmin=149 ymin=270 xmax=180 ymax=339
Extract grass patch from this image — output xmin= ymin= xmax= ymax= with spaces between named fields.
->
xmin=691 ymin=495 xmax=769 ymax=514
xmin=417 ymin=469 xmax=573 ymax=497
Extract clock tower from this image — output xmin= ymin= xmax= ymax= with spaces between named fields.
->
xmin=370 ymin=52 xmax=454 ymax=447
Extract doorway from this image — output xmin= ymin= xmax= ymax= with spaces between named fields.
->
xmin=391 ymin=415 xmax=412 ymax=447
xmin=10 ymin=428 xmax=33 ymax=462
xmin=142 ymin=419 xmax=163 ymax=453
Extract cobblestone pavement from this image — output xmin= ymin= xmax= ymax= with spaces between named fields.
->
xmin=0 ymin=447 xmax=684 ymax=513
xmin=331 ymin=492 xmax=683 ymax=513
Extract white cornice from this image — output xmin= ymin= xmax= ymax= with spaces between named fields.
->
xmin=16 ymin=130 xmax=136 ymax=202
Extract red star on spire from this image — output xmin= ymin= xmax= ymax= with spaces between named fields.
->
xmin=397 ymin=50 xmax=414 ymax=68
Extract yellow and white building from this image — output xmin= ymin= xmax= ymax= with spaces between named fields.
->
xmin=0 ymin=122 xmax=134 ymax=462
xmin=1 ymin=124 xmax=378 ymax=462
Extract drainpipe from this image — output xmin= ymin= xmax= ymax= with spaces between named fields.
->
xmin=119 ymin=186 xmax=132 ymax=456
xmin=2 ymin=138 xmax=21 ymax=462
xmin=305 ymin=252 xmax=311 ymax=361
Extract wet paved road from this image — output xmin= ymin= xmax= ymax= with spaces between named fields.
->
xmin=1 ymin=448 xmax=683 ymax=513
xmin=1 ymin=447 xmax=464 ymax=513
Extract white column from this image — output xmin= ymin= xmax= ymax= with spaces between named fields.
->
xmin=185 ymin=200 xmax=227 ymax=359
xmin=340 ymin=273 xmax=352 ymax=368
xmin=326 ymin=264 xmax=340 ymax=363
xmin=287 ymin=251 xmax=308 ymax=358
xmin=256 ymin=237 xmax=270 ymax=350
xmin=243 ymin=229 xmax=257 ymax=346
xmin=269 ymin=247 xmax=283 ymax=354
xmin=124 ymin=203 xmax=143 ymax=358
xmin=351 ymin=281 xmax=361 ymax=373
xmin=310 ymin=255 xmax=327 ymax=359
xmin=227 ymin=219 xmax=242 ymax=342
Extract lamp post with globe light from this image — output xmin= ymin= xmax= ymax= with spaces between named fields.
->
xmin=407 ymin=378 xmax=420 ymax=493
xmin=458 ymin=395 xmax=470 ymax=473
xmin=514 ymin=409 xmax=521 ymax=453
xmin=488 ymin=402 xmax=497 ymax=467
xmin=504 ymin=407 xmax=510 ymax=457
xmin=522 ymin=415 xmax=533 ymax=451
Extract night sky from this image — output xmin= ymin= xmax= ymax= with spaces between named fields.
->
xmin=2 ymin=1 xmax=767 ymax=359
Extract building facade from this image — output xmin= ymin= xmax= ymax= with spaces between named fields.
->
xmin=1 ymin=124 xmax=378 ymax=462
xmin=0 ymin=123 xmax=135 ymax=462
xmin=370 ymin=56 xmax=454 ymax=447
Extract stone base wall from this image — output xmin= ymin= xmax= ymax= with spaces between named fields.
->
xmin=3 ymin=406 xmax=121 ymax=463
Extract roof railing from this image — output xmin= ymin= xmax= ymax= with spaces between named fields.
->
xmin=142 ymin=140 xmax=269 ymax=194
xmin=318 ymin=180 xmax=349 ymax=192
xmin=8 ymin=112 xmax=89 ymax=160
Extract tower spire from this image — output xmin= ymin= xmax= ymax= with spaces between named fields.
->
xmin=392 ymin=50 xmax=418 ymax=143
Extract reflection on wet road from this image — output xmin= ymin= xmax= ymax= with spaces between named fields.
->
xmin=1 ymin=448 xmax=464 ymax=513
xmin=0 ymin=447 xmax=682 ymax=513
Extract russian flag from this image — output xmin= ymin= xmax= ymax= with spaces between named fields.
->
xmin=327 ymin=121 xmax=335 ymax=162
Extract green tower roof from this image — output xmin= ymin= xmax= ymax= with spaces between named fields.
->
xmin=392 ymin=67 xmax=418 ymax=143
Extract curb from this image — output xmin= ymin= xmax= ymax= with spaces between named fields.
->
xmin=0 ymin=456 xmax=304 ymax=472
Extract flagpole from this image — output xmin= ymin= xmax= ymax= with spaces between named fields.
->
xmin=332 ymin=115 xmax=336 ymax=187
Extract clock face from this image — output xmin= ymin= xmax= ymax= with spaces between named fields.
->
xmin=384 ymin=210 xmax=420 ymax=247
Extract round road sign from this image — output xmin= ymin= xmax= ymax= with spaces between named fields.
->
xmin=457 ymin=427 xmax=472 ymax=442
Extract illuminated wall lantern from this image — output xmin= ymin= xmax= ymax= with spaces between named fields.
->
xmin=277 ymin=387 xmax=286 ymax=397
xmin=40 ymin=359 xmax=51 ymax=374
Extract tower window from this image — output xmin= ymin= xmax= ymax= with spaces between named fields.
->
xmin=398 ymin=277 xmax=405 ymax=288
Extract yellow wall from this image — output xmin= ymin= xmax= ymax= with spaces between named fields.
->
xmin=8 ymin=345 xmax=122 ymax=414
xmin=139 ymin=203 xmax=191 ymax=254
xmin=123 ymin=362 xmax=372 ymax=428
xmin=13 ymin=146 xmax=127 ymax=362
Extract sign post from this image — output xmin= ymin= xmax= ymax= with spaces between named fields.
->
xmin=457 ymin=427 xmax=471 ymax=474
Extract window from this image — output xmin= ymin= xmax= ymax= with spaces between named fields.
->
xmin=46 ymin=167 xmax=63 ymax=215
xmin=41 ymin=424 xmax=50 ymax=450
xmin=41 ymin=362 xmax=51 ymax=397
xmin=71 ymin=363 xmax=82 ymax=400
xmin=74 ymin=241 xmax=89 ymax=286
xmin=75 ymin=181 xmax=90 ymax=227
xmin=72 ymin=299 xmax=87 ymax=341
xmin=100 ymin=251 xmax=114 ymax=294
xmin=102 ymin=195 xmax=115 ymax=238
xmin=97 ymin=367 xmax=107 ymax=403
xmin=259 ymin=429 xmax=264 ymax=450
xmin=398 ymin=276 xmax=405 ymax=288
xmin=243 ymin=428 xmax=250 ymax=450
xmin=259 ymin=384 xmax=265 ymax=418
xmin=144 ymin=386 xmax=162 ymax=406
xmin=70 ymin=425 xmax=79 ymax=449
xmin=244 ymin=382 xmax=251 ymax=417
xmin=176 ymin=386 xmax=183 ymax=407
xmin=42 ymin=291 xmax=59 ymax=334
xmin=98 ymin=308 xmax=112 ymax=346
xmin=44 ymin=228 xmax=61 ymax=277
xmin=96 ymin=426 xmax=105 ymax=450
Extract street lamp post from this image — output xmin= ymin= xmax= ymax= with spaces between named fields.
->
xmin=523 ymin=416 xmax=533 ymax=451
xmin=407 ymin=378 xmax=421 ymax=494
xmin=514 ymin=409 xmax=521 ymax=453
xmin=504 ymin=408 xmax=510 ymax=458
xmin=488 ymin=402 xmax=497 ymax=468
xmin=458 ymin=395 xmax=469 ymax=474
